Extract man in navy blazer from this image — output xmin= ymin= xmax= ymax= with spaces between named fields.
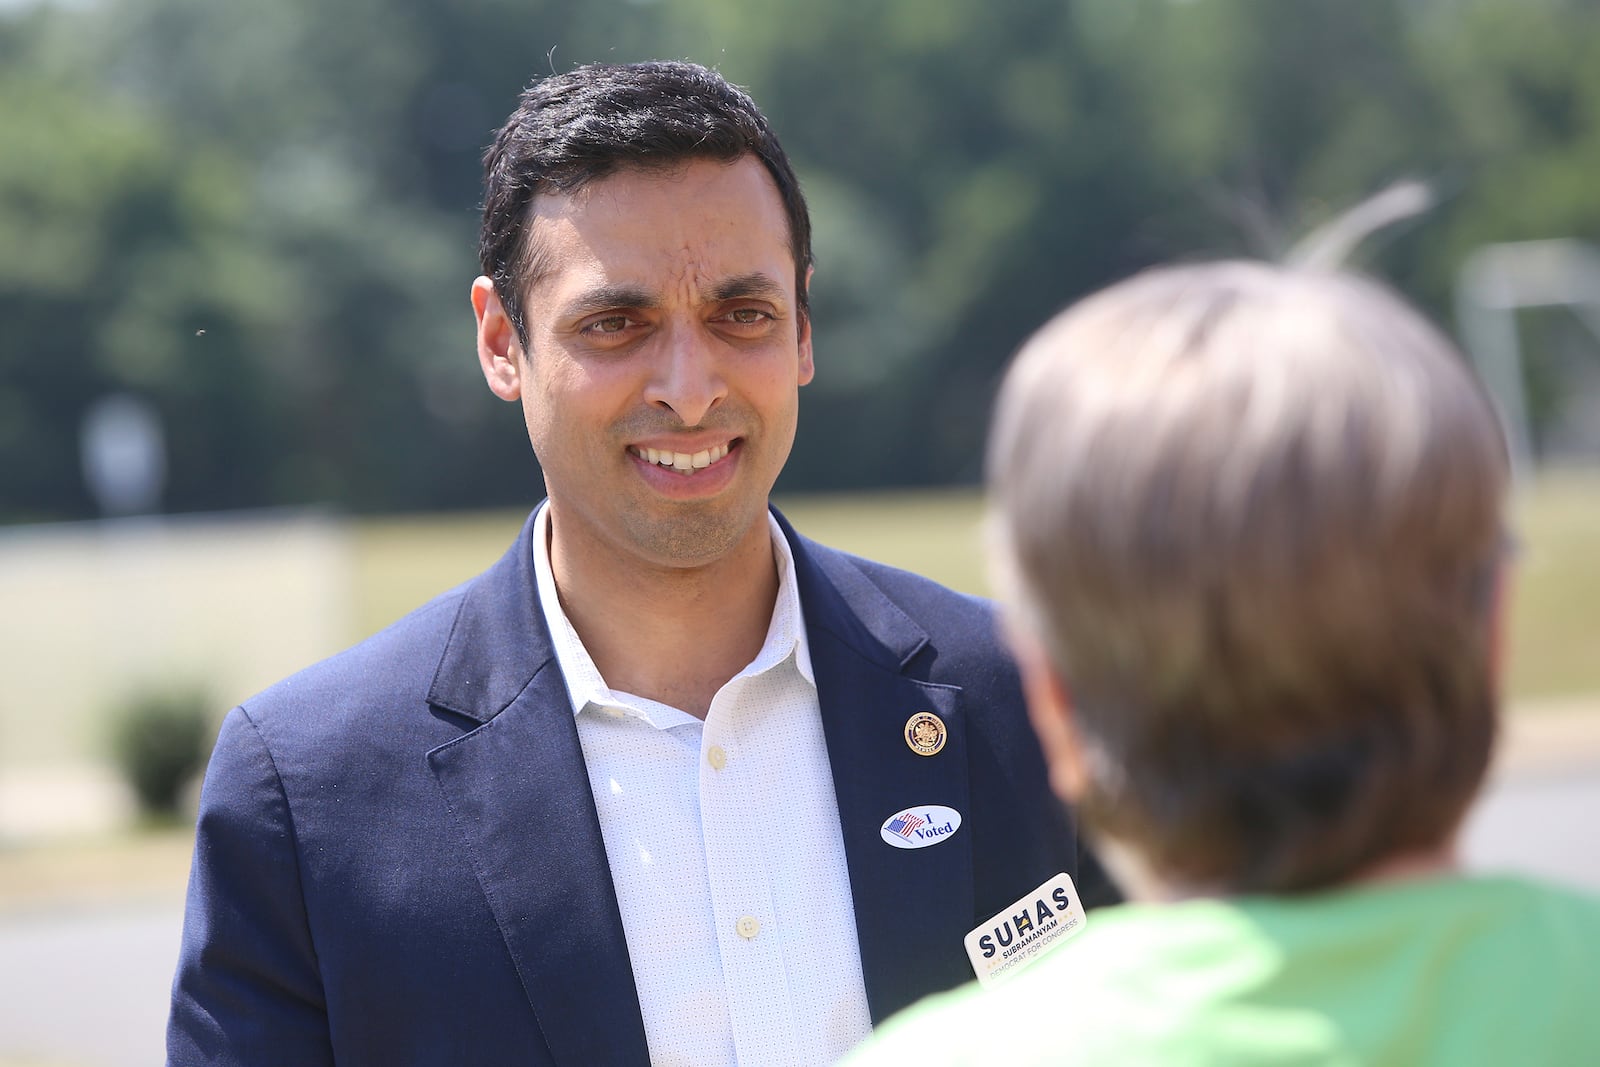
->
xmin=168 ymin=60 xmax=1111 ymax=1066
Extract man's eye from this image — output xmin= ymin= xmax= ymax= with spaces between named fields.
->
xmin=587 ymin=315 xmax=631 ymax=334
xmin=726 ymin=308 xmax=768 ymax=325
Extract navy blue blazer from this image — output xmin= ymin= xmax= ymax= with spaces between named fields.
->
xmin=168 ymin=508 xmax=1111 ymax=1066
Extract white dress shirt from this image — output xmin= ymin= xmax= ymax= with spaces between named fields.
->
xmin=532 ymin=504 xmax=874 ymax=1067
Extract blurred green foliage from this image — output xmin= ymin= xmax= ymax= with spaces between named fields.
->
xmin=108 ymin=685 xmax=212 ymax=816
xmin=3 ymin=0 xmax=1599 ymax=520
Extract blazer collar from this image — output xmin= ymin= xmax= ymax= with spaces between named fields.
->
xmin=425 ymin=508 xmax=650 ymax=1065
xmin=425 ymin=508 xmax=850 ymax=724
xmin=776 ymin=509 xmax=978 ymax=1022
xmin=426 ymin=505 xmax=975 ymax=1042
xmin=771 ymin=507 xmax=930 ymax=673
xmin=425 ymin=510 xmax=552 ymax=725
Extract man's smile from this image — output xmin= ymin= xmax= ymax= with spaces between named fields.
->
xmin=628 ymin=440 xmax=736 ymax=473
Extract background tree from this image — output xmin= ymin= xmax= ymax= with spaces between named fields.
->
xmin=3 ymin=0 xmax=1596 ymax=521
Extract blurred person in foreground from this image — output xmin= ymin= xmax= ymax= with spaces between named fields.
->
xmin=845 ymin=260 xmax=1600 ymax=1065
xmin=167 ymin=59 xmax=1113 ymax=1067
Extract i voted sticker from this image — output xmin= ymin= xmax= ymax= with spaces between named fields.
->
xmin=963 ymin=872 xmax=1086 ymax=987
xmin=880 ymin=805 xmax=961 ymax=849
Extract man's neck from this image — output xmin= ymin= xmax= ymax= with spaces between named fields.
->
xmin=550 ymin=517 xmax=780 ymax=720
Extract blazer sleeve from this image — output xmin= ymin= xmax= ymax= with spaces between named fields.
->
xmin=167 ymin=707 xmax=335 ymax=1067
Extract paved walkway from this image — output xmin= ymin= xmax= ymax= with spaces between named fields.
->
xmin=4 ymin=698 xmax=1597 ymax=846
xmin=1485 ymin=696 xmax=1600 ymax=779
xmin=1 ymin=700 xmax=1597 ymax=1067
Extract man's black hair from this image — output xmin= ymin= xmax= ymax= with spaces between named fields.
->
xmin=479 ymin=60 xmax=812 ymax=345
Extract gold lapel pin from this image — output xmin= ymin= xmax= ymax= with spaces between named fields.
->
xmin=905 ymin=711 xmax=947 ymax=757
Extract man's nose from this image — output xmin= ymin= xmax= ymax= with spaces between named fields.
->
xmin=644 ymin=324 xmax=727 ymax=427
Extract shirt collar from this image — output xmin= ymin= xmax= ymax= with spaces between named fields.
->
xmin=532 ymin=502 xmax=814 ymax=721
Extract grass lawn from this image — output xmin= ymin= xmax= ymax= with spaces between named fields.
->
xmin=1505 ymin=469 xmax=1600 ymax=701
xmin=352 ymin=474 xmax=1600 ymax=705
xmin=0 ymin=476 xmax=1592 ymax=915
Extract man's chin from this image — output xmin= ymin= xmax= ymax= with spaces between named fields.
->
xmin=621 ymin=501 xmax=770 ymax=571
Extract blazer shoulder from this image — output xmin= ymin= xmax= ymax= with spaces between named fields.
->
xmin=228 ymin=579 xmax=477 ymax=765
xmin=842 ymin=551 xmax=997 ymax=629
xmin=793 ymin=532 xmax=1013 ymax=686
xmin=251 ymin=583 xmax=467 ymax=704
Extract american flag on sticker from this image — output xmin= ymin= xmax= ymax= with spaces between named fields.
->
xmin=887 ymin=812 xmax=925 ymax=838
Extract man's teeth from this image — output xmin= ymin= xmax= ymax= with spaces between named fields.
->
xmin=635 ymin=443 xmax=731 ymax=471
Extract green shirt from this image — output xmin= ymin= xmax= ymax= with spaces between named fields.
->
xmin=843 ymin=875 xmax=1600 ymax=1066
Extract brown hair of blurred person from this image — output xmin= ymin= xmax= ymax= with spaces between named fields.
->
xmin=986 ymin=261 xmax=1510 ymax=898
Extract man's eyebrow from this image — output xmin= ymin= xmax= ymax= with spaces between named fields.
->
xmin=565 ymin=284 xmax=659 ymax=315
xmin=712 ymin=273 xmax=788 ymax=303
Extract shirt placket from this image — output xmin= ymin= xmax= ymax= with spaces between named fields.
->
xmin=700 ymin=679 xmax=798 ymax=1064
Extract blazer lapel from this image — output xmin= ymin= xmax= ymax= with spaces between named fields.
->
xmin=782 ymin=513 xmax=979 ymax=1023
xmin=425 ymin=513 xmax=650 ymax=1065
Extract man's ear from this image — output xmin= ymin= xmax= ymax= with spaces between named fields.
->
xmin=797 ymin=265 xmax=815 ymax=386
xmin=472 ymin=276 xmax=524 ymax=402
xmin=1006 ymin=622 xmax=1090 ymax=804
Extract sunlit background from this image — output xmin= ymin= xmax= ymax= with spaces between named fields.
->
xmin=2 ymin=0 xmax=1599 ymax=1064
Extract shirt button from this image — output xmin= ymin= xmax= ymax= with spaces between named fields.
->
xmin=735 ymin=915 xmax=760 ymax=940
xmin=707 ymin=745 xmax=728 ymax=771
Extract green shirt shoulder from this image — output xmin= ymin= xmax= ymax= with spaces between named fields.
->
xmin=842 ymin=875 xmax=1600 ymax=1067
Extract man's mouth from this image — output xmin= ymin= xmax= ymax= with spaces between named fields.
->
xmin=629 ymin=442 xmax=733 ymax=472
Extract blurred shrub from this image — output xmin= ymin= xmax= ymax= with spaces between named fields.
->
xmin=109 ymin=687 xmax=213 ymax=817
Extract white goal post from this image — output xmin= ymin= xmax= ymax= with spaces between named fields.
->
xmin=1455 ymin=239 xmax=1600 ymax=477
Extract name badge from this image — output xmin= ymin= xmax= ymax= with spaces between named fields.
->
xmin=963 ymin=872 xmax=1087 ymax=987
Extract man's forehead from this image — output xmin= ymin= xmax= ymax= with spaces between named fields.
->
xmin=518 ymin=157 xmax=796 ymax=300
xmin=529 ymin=155 xmax=780 ymax=216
